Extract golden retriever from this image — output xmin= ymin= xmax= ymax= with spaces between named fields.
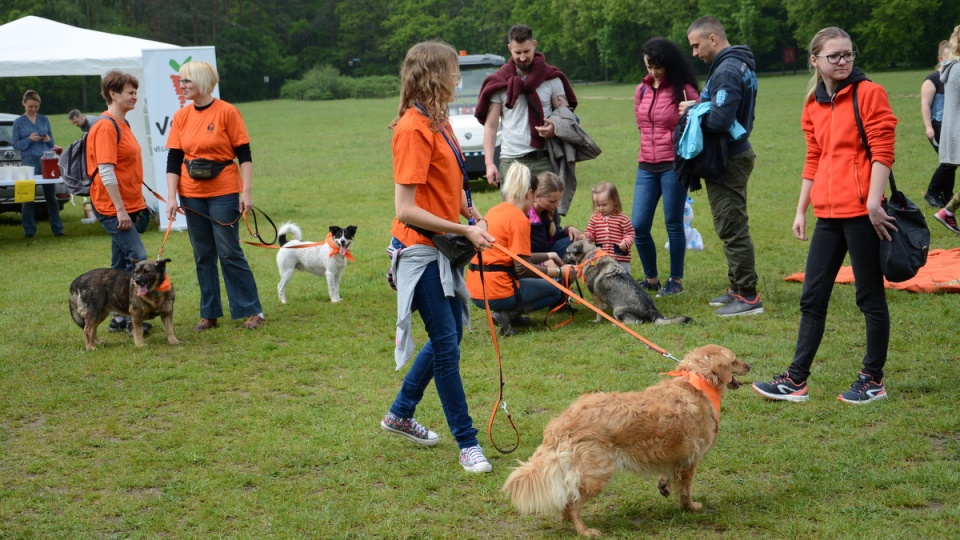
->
xmin=503 ymin=344 xmax=750 ymax=537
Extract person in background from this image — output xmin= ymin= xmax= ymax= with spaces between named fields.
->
xmin=68 ymin=109 xmax=97 ymax=133
xmin=87 ymin=70 xmax=152 ymax=335
xmin=475 ymin=24 xmax=577 ymax=214
xmin=686 ymin=16 xmax=762 ymax=316
xmin=584 ymin=182 xmax=634 ymax=273
xmin=935 ymin=26 xmax=960 ymax=233
xmin=466 ymin=162 xmax=569 ymax=337
xmin=528 ymin=171 xmax=582 ymax=258
xmin=633 ymin=37 xmax=700 ymax=297
xmin=753 ymin=27 xmax=897 ymax=404
xmin=922 ymin=41 xmax=956 ymax=208
xmin=12 ymin=89 xmax=64 ymax=238
xmin=380 ymin=41 xmax=496 ymax=474
xmin=164 ymin=60 xmax=265 ymax=331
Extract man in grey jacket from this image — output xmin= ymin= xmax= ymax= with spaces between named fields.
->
xmin=686 ymin=15 xmax=762 ymax=317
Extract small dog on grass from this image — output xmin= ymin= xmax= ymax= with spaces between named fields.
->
xmin=276 ymin=223 xmax=357 ymax=304
xmin=69 ymin=259 xmax=180 ymax=351
xmin=503 ymin=344 xmax=750 ymax=537
xmin=563 ymin=239 xmax=691 ymax=325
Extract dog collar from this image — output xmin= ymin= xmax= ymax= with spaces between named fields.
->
xmin=575 ymin=248 xmax=610 ymax=279
xmin=663 ymin=370 xmax=722 ymax=424
xmin=325 ymin=233 xmax=355 ymax=262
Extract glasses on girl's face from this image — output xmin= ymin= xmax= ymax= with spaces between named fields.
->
xmin=816 ymin=52 xmax=856 ymax=64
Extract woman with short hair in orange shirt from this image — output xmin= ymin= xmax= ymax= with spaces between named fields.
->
xmin=164 ymin=60 xmax=264 ymax=331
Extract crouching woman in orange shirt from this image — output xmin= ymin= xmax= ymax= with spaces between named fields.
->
xmin=164 ymin=60 xmax=264 ymax=331
xmin=466 ymin=162 xmax=571 ymax=337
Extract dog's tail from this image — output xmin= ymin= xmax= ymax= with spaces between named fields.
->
xmin=502 ymin=445 xmax=577 ymax=515
xmin=655 ymin=315 xmax=693 ymax=325
xmin=277 ymin=222 xmax=303 ymax=246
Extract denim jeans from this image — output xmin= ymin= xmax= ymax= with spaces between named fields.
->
xmin=787 ymin=216 xmax=889 ymax=382
xmin=471 ymin=277 xmax=563 ymax=313
xmin=389 ymin=258 xmax=479 ymax=449
xmin=705 ymin=149 xmax=758 ymax=296
xmin=20 ymin=155 xmax=64 ymax=236
xmin=631 ymin=164 xmax=687 ymax=280
xmin=180 ymin=194 xmax=262 ymax=320
xmin=94 ymin=209 xmax=147 ymax=271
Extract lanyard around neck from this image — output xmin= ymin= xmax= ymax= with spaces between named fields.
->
xmin=413 ymin=102 xmax=475 ymax=225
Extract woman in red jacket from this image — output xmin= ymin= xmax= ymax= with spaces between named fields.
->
xmin=753 ymin=27 xmax=898 ymax=405
xmin=632 ymin=38 xmax=699 ymax=297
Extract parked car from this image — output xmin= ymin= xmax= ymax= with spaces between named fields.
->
xmin=0 ymin=112 xmax=70 ymax=217
xmin=449 ymin=54 xmax=505 ymax=179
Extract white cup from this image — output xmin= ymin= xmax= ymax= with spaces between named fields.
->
xmin=0 ymin=167 xmax=12 ymax=182
xmin=19 ymin=166 xmax=35 ymax=180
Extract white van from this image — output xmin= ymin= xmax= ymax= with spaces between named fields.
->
xmin=449 ymin=54 xmax=505 ymax=178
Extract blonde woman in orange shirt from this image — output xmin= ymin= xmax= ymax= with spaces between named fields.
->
xmin=164 ymin=60 xmax=264 ymax=331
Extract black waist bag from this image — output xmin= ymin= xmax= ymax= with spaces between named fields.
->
xmin=405 ymin=223 xmax=477 ymax=269
xmin=185 ymin=158 xmax=234 ymax=180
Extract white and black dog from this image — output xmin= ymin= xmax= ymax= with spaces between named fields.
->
xmin=276 ymin=223 xmax=357 ymax=304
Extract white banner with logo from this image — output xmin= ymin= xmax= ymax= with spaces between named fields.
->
xmin=142 ymin=47 xmax=218 ymax=231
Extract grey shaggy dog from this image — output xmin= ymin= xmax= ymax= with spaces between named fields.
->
xmin=563 ymin=239 xmax=691 ymax=325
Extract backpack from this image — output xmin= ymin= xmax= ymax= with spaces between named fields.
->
xmin=58 ymin=116 xmax=121 ymax=196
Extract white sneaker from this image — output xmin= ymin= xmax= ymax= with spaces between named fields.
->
xmin=80 ymin=217 xmax=97 ymax=224
xmin=459 ymin=445 xmax=492 ymax=473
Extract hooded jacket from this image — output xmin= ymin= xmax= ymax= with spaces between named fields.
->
xmin=699 ymin=45 xmax=757 ymax=157
xmin=634 ymin=76 xmax=699 ymax=164
xmin=802 ymin=68 xmax=898 ymax=219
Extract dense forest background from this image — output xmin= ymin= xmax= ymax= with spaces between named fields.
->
xmin=3 ymin=0 xmax=960 ymax=113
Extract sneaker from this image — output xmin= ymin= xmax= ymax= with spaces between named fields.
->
xmin=491 ymin=311 xmax=517 ymax=337
xmin=714 ymin=293 xmax=764 ymax=317
xmin=109 ymin=318 xmax=127 ymax=333
xmin=924 ymin=192 xmax=945 ymax=208
xmin=934 ymin=208 xmax=960 ymax=234
xmin=638 ymin=279 xmax=661 ymax=292
xmin=381 ymin=413 xmax=440 ymax=447
xmin=838 ymin=373 xmax=887 ymax=404
xmin=125 ymin=320 xmax=152 ymax=336
xmin=752 ymin=372 xmax=809 ymax=402
xmin=709 ymin=289 xmax=737 ymax=306
xmin=459 ymin=445 xmax=492 ymax=473
xmin=80 ymin=217 xmax=97 ymax=224
xmin=656 ymin=279 xmax=684 ymax=297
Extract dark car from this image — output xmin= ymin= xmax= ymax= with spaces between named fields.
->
xmin=0 ymin=112 xmax=70 ymax=217
xmin=449 ymin=54 xmax=505 ymax=179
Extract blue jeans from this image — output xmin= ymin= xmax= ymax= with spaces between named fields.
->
xmin=94 ymin=209 xmax=147 ymax=271
xmin=20 ymin=155 xmax=64 ymax=236
xmin=471 ymin=277 xmax=563 ymax=313
xmin=180 ymin=194 xmax=262 ymax=320
xmin=631 ymin=165 xmax=687 ymax=280
xmin=788 ymin=216 xmax=889 ymax=382
xmin=389 ymin=257 xmax=479 ymax=450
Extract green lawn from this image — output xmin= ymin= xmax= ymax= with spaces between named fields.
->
xmin=1 ymin=70 xmax=958 ymax=538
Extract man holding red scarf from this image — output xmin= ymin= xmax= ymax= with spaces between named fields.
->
xmin=476 ymin=25 xmax=577 ymax=208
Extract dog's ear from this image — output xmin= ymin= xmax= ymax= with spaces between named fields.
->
xmin=346 ymin=225 xmax=357 ymax=235
xmin=128 ymin=257 xmax=142 ymax=267
xmin=160 ymin=258 xmax=172 ymax=265
xmin=329 ymin=225 xmax=342 ymax=235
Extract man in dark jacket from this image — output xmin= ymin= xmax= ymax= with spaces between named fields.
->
xmin=686 ymin=16 xmax=762 ymax=317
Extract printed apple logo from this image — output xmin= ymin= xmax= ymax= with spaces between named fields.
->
xmin=168 ymin=57 xmax=193 ymax=107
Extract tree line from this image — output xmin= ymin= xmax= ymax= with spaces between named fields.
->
xmin=3 ymin=0 xmax=959 ymax=113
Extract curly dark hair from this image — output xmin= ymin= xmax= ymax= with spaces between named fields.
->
xmin=640 ymin=37 xmax=700 ymax=104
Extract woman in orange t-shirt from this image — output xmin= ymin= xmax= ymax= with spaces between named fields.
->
xmin=88 ymin=70 xmax=148 ymax=271
xmin=164 ymin=60 xmax=264 ymax=331
xmin=380 ymin=41 xmax=496 ymax=474
xmin=466 ymin=162 xmax=570 ymax=336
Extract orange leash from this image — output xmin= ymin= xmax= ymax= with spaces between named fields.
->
xmin=490 ymin=243 xmax=679 ymax=361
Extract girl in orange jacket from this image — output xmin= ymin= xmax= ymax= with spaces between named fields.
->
xmin=753 ymin=27 xmax=898 ymax=405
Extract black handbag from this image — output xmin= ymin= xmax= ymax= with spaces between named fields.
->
xmin=853 ymin=84 xmax=930 ymax=282
xmin=184 ymin=158 xmax=234 ymax=180
xmin=405 ymin=223 xmax=477 ymax=269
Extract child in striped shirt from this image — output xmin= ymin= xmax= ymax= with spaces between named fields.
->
xmin=584 ymin=182 xmax=635 ymax=273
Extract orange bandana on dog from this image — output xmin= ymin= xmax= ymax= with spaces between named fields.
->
xmin=663 ymin=370 xmax=722 ymax=421
xmin=325 ymin=233 xmax=355 ymax=262
xmin=575 ymin=248 xmax=611 ymax=280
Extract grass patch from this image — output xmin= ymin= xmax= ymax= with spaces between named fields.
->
xmin=1 ymin=71 xmax=958 ymax=537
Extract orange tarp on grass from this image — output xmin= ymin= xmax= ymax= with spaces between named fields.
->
xmin=784 ymin=248 xmax=960 ymax=293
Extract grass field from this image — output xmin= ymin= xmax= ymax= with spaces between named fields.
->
xmin=1 ymin=70 xmax=959 ymax=538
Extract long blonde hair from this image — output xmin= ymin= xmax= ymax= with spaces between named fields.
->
xmin=804 ymin=27 xmax=852 ymax=103
xmin=949 ymin=25 xmax=960 ymax=61
xmin=390 ymin=41 xmax=458 ymax=132
xmin=535 ymin=171 xmax=564 ymax=237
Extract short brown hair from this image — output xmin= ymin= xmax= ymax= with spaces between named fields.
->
xmin=101 ymin=70 xmax=139 ymax=105
xmin=509 ymin=24 xmax=534 ymax=44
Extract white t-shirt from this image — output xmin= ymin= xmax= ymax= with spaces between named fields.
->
xmin=491 ymin=78 xmax=565 ymax=158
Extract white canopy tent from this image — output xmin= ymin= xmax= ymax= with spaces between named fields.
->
xmin=0 ymin=16 xmax=183 ymax=194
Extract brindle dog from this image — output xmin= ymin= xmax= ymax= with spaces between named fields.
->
xmin=563 ymin=239 xmax=692 ymax=325
xmin=69 ymin=259 xmax=180 ymax=350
